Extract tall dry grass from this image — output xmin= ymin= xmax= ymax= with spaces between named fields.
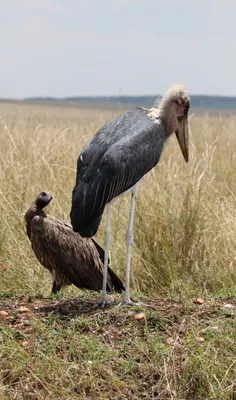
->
xmin=0 ymin=102 xmax=235 ymax=297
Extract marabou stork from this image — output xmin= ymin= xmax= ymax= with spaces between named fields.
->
xmin=70 ymin=85 xmax=190 ymax=306
xmin=24 ymin=192 xmax=124 ymax=294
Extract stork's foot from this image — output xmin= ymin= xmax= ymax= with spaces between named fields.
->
xmin=98 ymin=296 xmax=113 ymax=308
xmin=116 ymin=296 xmax=153 ymax=308
xmin=116 ymin=296 xmax=142 ymax=307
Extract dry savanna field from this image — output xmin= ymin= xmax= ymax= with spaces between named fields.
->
xmin=0 ymin=101 xmax=235 ymax=399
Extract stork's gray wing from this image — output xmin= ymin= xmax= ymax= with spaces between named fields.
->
xmin=71 ymin=108 xmax=165 ymax=236
xmin=30 ymin=216 xmax=115 ymax=291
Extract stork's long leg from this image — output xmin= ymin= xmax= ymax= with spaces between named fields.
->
xmin=100 ymin=204 xmax=112 ymax=307
xmin=121 ymin=184 xmax=139 ymax=305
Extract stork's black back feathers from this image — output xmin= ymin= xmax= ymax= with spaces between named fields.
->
xmin=71 ymin=108 xmax=165 ymax=237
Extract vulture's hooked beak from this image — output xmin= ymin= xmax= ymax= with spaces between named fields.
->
xmin=175 ymin=105 xmax=189 ymax=162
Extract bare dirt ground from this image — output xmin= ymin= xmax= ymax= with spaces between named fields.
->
xmin=1 ymin=294 xmax=235 ymax=344
xmin=0 ymin=293 xmax=236 ymax=399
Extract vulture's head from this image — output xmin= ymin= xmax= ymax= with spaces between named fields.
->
xmin=35 ymin=191 xmax=53 ymax=209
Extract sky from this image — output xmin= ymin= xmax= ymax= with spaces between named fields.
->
xmin=0 ymin=0 xmax=236 ymax=98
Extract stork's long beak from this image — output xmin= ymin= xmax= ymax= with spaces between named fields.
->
xmin=175 ymin=107 xmax=189 ymax=162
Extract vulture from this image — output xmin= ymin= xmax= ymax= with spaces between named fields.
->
xmin=24 ymin=191 xmax=124 ymax=294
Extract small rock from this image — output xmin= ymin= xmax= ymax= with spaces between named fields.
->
xmin=197 ymin=337 xmax=204 ymax=342
xmin=134 ymin=312 xmax=145 ymax=320
xmin=223 ymin=304 xmax=235 ymax=309
xmin=166 ymin=337 xmax=174 ymax=345
xmin=21 ymin=341 xmax=29 ymax=347
xmin=18 ymin=306 xmax=31 ymax=313
xmin=211 ymin=325 xmax=218 ymax=331
xmin=193 ymin=298 xmax=204 ymax=305
xmin=0 ymin=310 xmax=9 ymax=317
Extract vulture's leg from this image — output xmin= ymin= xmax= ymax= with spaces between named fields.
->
xmin=51 ymin=281 xmax=62 ymax=294
xmin=120 ymin=184 xmax=139 ymax=305
xmin=51 ymin=270 xmax=62 ymax=294
xmin=100 ymin=204 xmax=112 ymax=307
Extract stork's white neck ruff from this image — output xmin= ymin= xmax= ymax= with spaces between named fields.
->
xmin=146 ymin=108 xmax=161 ymax=124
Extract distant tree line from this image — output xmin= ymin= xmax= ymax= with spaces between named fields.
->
xmin=24 ymin=95 xmax=236 ymax=109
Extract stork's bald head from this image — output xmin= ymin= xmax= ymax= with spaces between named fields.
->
xmin=154 ymin=84 xmax=190 ymax=162
xmin=158 ymin=84 xmax=189 ymax=112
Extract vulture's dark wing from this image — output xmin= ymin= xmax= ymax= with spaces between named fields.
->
xmin=71 ymin=108 xmax=165 ymax=236
xmin=90 ymin=238 xmax=110 ymax=264
xmin=41 ymin=218 xmax=112 ymax=265
xmin=90 ymin=238 xmax=124 ymax=292
xmin=30 ymin=216 xmax=116 ymax=291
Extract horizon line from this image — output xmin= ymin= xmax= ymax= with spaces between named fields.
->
xmin=1 ymin=93 xmax=236 ymax=101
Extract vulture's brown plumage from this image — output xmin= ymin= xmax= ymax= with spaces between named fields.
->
xmin=24 ymin=192 xmax=124 ymax=294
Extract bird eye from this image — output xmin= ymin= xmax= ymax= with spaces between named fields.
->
xmin=41 ymin=192 xmax=46 ymax=197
